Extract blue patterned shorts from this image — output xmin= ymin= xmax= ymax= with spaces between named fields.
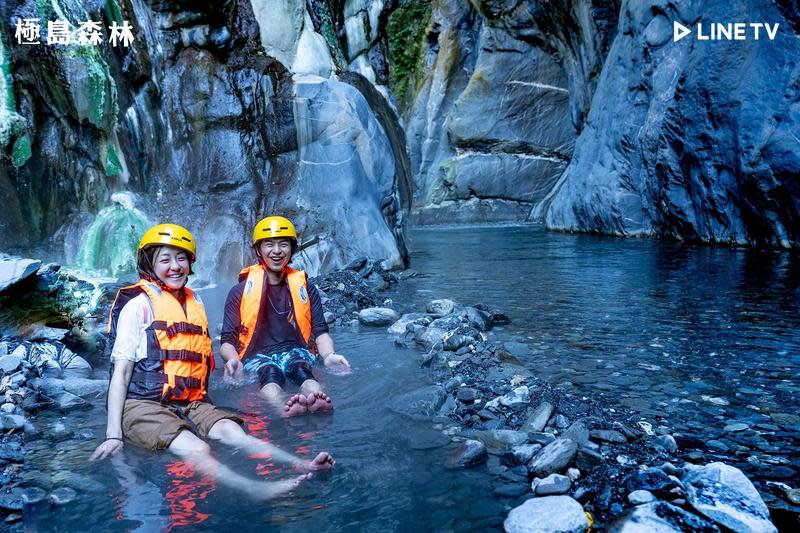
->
xmin=243 ymin=348 xmax=317 ymax=387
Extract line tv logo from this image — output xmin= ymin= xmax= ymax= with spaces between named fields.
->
xmin=673 ymin=21 xmax=779 ymax=42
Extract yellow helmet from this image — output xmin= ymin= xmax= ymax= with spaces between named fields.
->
xmin=252 ymin=216 xmax=297 ymax=245
xmin=138 ymin=223 xmax=196 ymax=259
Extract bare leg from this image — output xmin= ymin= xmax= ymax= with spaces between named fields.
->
xmin=259 ymin=382 xmax=307 ymax=417
xmin=208 ymin=420 xmax=334 ymax=470
xmin=300 ymin=379 xmax=333 ymax=413
xmin=167 ymin=429 xmax=309 ymax=500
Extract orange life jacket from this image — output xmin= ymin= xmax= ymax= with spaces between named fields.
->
xmin=107 ymin=280 xmax=213 ymax=402
xmin=236 ymin=264 xmax=312 ymax=359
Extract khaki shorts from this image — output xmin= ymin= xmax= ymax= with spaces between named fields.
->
xmin=122 ymin=399 xmax=243 ymax=451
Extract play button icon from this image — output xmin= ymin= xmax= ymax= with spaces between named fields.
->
xmin=674 ymin=21 xmax=691 ymax=42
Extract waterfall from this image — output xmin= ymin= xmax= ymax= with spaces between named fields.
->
xmin=75 ymin=192 xmax=150 ymax=277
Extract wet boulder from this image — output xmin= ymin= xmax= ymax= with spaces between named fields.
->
xmin=683 ymin=462 xmax=776 ymax=533
xmin=0 ymin=353 xmax=23 ymax=374
xmin=387 ymin=313 xmax=426 ymax=336
xmin=504 ymin=496 xmax=589 ymax=533
xmin=535 ymin=473 xmax=571 ymax=496
xmin=357 ymin=307 xmax=400 ymax=327
xmin=611 ymin=501 xmax=720 ymax=532
xmin=426 ymin=299 xmax=456 ymax=317
xmin=0 ymin=256 xmax=41 ymax=293
xmin=389 ymin=385 xmax=446 ymax=421
xmin=527 ymin=438 xmax=578 ymax=477
xmin=446 ymin=439 xmax=488 ymax=469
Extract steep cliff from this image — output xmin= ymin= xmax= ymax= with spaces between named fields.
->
xmin=0 ymin=0 xmax=411 ymax=278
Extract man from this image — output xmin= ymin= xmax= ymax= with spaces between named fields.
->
xmin=221 ymin=216 xmax=350 ymax=417
xmin=90 ymin=223 xmax=333 ymax=500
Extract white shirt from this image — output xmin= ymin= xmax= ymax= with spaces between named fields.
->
xmin=110 ymin=293 xmax=154 ymax=363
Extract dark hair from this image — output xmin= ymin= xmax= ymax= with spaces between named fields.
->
xmin=137 ymin=245 xmax=194 ymax=283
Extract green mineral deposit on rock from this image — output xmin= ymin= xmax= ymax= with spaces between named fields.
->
xmin=12 ymin=135 xmax=31 ymax=167
xmin=103 ymin=142 xmax=122 ymax=176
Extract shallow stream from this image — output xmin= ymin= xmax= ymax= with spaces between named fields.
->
xmin=23 ymin=225 xmax=800 ymax=530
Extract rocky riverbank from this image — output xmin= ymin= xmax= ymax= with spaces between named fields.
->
xmin=351 ymin=297 xmax=795 ymax=531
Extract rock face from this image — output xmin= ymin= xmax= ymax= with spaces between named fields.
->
xmin=2 ymin=0 xmax=410 ymax=277
xmin=504 ymin=496 xmax=589 ymax=533
xmin=683 ymin=462 xmax=777 ymax=533
xmin=401 ymin=0 xmax=581 ymax=224
xmin=541 ymin=1 xmax=800 ymax=247
xmin=390 ymin=0 xmax=800 ymax=247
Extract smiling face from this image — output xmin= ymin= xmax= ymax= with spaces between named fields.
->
xmin=257 ymin=237 xmax=293 ymax=274
xmin=152 ymin=246 xmax=191 ymax=290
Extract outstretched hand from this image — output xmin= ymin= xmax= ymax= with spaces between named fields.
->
xmin=323 ymin=353 xmax=351 ymax=374
xmin=89 ymin=439 xmax=124 ymax=462
xmin=224 ymin=358 xmax=244 ymax=383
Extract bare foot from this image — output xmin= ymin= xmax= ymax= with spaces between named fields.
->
xmin=253 ymin=473 xmax=312 ymax=500
xmin=309 ymin=452 xmax=335 ymax=470
xmin=306 ymin=391 xmax=334 ymax=413
xmin=282 ymin=394 xmax=308 ymax=418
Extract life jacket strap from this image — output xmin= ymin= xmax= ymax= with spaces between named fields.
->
xmin=149 ymin=320 xmax=207 ymax=338
xmin=161 ymin=349 xmax=205 ymax=362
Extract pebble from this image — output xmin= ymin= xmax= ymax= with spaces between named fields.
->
xmin=528 ymin=438 xmax=577 ymax=477
xmin=456 ymin=387 xmax=477 ymax=402
xmin=446 ymin=439 xmax=487 ymax=469
xmin=653 ymin=434 xmax=678 ymax=454
xmin=628 ymin=489 xmax=655 ymax=505
xmin=566 ymin=468 xmax=581 ymax=481
xmin=723 ymin=423 xmax=749 ymax=432
xmin=706 ymin=439 xmax=730 ymax=452
xmin=522 ymin=402 xmax=554 ymax=433
xmin=554 ymin=414 xmax=569 ymax=429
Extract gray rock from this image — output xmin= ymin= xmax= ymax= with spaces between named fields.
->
xmin=62 ymin=377 xmax=109 ymax=398
xmin=562 ymin=421 xmax=590 ymax=447
xmin=357 ymin=307 xmax=400 ymax=327
xmin=50 ymin=487 xmax=77 ymax=506
xmin=504 ymin=496 xmax=589 ymax=533
xmin=575 ymin=448 xmax=605 ymax=471
xmin=0 ymin=442 xmax=24 ymax=462
xmin=456 ymin=387 xmax=478 ymax=402
xmin=414 ymin=327 xmax=447 ymax=350
xmin=499 ymin=386 xmax=530 ymax=408
xmin=387 ymin=313 xmax=426 ymax=336
xmin=0 ymin=353 xmax=23 ymax=373
xmin=389 ymin=385 xmax=446 ymax=421
xmin=0 ymin=403 xmax=16 ymax=414
xmin=26 ymin=326 xmax=69 ymax=342
xmin=654 ymin=434 xmax=678 ymax=454
xmin=56 ymin=391 xmax=89 ymax=412
xmin=724 ymin=423 xmax=749 ymax=433
xmin=494 ymin=483 xmax=530 ymax=498
xmin=0 ymin=487 xmax=24 ymax=510
xmin=522 ymin=402 xmax=554 ymax=433
xmin=611 ymin=501 xmax=719 ymax=532
xmin=528 ymin=432 xmax=556 ymax=446
xmin=323 ymin=311 xmax=335 ymax=324
xmin=0 ymin=257 xmax=41 ymax=293
xmin=528 ymin=438 xmax=578 ymax=477
xmin=511 ymin=443 xmax=542 ymax=464
xmin=20 ymin=487 xmax=47 ymax=505
xmin=535 ymin=473 xmax=571 ymax=496
xmin=464 ymin=307 xmax=490 ymax=331
xmin=476 ymin=429 xmax=529 ymax=451
xmin=0 ymin=341 xmax=7 ymax=356
xmin=566 ymin=468 xmax=581 ymax=482
xmin=0 ymin=414 xmax=26 ymax=430
xmin=437 ymin=395 xmax=458 ymax=417
xmin=446 ymin=439 xmax=488 ymax=469
xmin=628 ymin=490 xmax=656 ymax=505
xmin=61 ymin=352 xmax=93 ymax=378
xmin=683 ymin=462 xmax=776 ymax=533
xmin=33 ymin=377 xmax=65 ymax=396
xmin=554 ymin=414 xmax=570 ymax=429
xmin=426 ymin=299 xmax=456 ymax=317
xmin=591 ymin=429 xmax=627 ymax=444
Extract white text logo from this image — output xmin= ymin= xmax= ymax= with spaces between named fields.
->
xmin=673 ymin=21 xmax=779 ymax=42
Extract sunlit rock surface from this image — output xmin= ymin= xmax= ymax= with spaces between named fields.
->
xmin=1 ymin=0 xmax=410 ymax=278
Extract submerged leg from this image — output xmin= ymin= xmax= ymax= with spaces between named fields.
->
xmin=208 ymin=419 xmax=334 ymax=471
xmin=167 ymin=429 xmax=310 ymax=500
